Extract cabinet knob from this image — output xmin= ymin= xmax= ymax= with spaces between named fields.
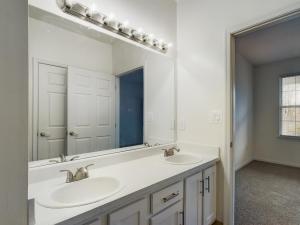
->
xmin=69 ymin=131 xmax=79 ymax=137
xmin=40 ymin=132 xmax=50 ymax=137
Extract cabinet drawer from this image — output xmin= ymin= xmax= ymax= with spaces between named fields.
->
xmin=151 ymin=200 xmax=183 ymax=225
xmin=151 ymin=181 xmax=183 ymax=214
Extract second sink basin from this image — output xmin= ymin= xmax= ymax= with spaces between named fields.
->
xmin=164 ymin=154 xmax=203 ymax=165
xmin=37 ymin=177 xmax=123 ymax=208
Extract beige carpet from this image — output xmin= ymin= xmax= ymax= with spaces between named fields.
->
xmin=235 ymin=161 xmax=300 ymax=225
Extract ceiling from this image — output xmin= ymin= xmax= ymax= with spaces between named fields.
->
xmin=236 ymin=16 xmax=300 ymax=66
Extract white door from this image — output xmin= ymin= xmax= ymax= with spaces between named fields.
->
xmin=37 ymin=63 xmax=67 ymax=160
xmin=68 ymin=66 xmax=115 ymax=155
xmin=151 ymin=200 xmax=183 ymax=225
xmin=109 ymin=199 xmax=148 ymax=225
xmin=203 ymin=166 xmax=217 ymax=225
xmin=185 ymin=172 xmax=203 ymax=225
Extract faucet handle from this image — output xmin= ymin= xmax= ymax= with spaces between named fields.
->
xmin=74 ymin=164 xmax=94 ymax=181
xmin=83 ymin=164 xmax=94 ymax=178
xmin=174 ymin=147 xmax=180 ymax=152
xmin=59 ymin=153 xmax=67 ymax=162
xmin=60 ymin=169 xmax=74 ymax=183
xmin=69 ymin=156 xmax=80 ymax=161
xmin=85 ymin=164 xmax=94 ymax=169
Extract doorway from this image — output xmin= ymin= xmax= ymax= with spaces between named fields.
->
xmin=227 ymin=8 xmax=300 ymax=225
xmin=117 ymin=68 xmax=144 ymax=148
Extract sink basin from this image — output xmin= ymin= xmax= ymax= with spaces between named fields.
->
xmin=37 ymin=177 xmax=123 ymax=208
xmin=164 ymin=154 xmax=203 ymax=165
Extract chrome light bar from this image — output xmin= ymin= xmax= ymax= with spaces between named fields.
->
xmin=56 ymin=0 xmax=172 ymax=53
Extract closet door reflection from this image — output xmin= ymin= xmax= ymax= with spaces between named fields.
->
xmin=68 ymin=67 xmax=115 ymax=155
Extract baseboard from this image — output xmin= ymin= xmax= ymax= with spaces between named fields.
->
xmin=235 ymin=158 xmax=254 ymax=171
xmin=253 ymin=157 xmax=300 ymax=168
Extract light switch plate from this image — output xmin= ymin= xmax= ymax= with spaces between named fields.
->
xmin=209 ymin=110 xmax=222 ymax=124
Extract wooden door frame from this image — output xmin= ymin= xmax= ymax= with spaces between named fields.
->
xmin=225 ymin=4 xmax=300 ymax=225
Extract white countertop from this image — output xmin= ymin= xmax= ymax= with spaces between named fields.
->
xmin=29 ymin=145 xmax=219 ymax=225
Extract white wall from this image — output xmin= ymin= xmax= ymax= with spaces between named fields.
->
xmin=0 ymin=0 xmax=28 ymax=224
xmin=234 ymin=54 xmax=254 ymax=170
xmin=29 ymin=17 xmax=113 ymax=73
xmin=112 ymin=41 xmax=175 ymax=145
xmin=177 ymin=0 xmax=300 ymax=222
xmin=254 ymin=57 xmax=300 ymax=168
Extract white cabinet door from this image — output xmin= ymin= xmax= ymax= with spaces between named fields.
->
xmin=109 ymin=198 xmax=148 ymax=225
xmin=38 ymin=63 xmax=67 ymax=160
xmin=151 ymin=200 xmax=183 ymax=225
xmin=68 ymin=66 xmax=115 ymax=155
xmin=185 ymin=172 xmax=203 ymax=225
xmin=203 ymin=166 xmax=217 ymax=225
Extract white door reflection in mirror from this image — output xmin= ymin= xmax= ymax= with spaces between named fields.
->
xmin=38 ymin=63 xmax=67 ymax=160
xmin=68 ymin=66 xmax=115 ymax=155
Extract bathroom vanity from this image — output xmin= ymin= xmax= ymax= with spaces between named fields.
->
xmin=27 ymin=1 xmax=220 ymax=225
xmin=29 ymin=144 xmax=219 ymax=225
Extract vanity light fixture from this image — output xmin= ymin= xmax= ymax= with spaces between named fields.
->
xmin=86 ymin=9 xmax=106 ymax=25
xmin=132 ymin=28 xmax=144 ymax=42
xmin=63 ymin=0 xmax=88 ymax=18
xmin=56 ymin=0 xmax=172 ymax=53
xmin=119 ymin=21 xmax=133 ymax=37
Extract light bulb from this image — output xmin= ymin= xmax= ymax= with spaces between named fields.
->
xmin=119 ymin=21 xmax=132 ymax=36
xmin=132 ymin=29 xmax=144 ymax=41
xmin=90 ymin=3 xmax=96 ymax=14
xmin=108 ymin=13 xmax=115 ymax=20
xmin=123 ymin=20 xmax=129 ymax=27
xmin=65 ymin=0 xmax=74 ymax=8
xmin=137 ymin=28 xmax=143 ymax=34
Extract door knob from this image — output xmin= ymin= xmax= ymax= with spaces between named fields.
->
xmin=69 ymin=131 xmax=79 ymax=137
xmin=40 ymin=132 xmax=51 ymax=137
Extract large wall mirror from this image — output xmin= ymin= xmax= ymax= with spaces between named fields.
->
xmin=28 ymin=4 xmax=175 ymax=167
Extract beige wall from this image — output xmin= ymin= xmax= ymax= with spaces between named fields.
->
xmin=254 ymin=57 xmax=300 ymax=168
xmin=235 ymin=54 xmax=254 ymax=170
xmin=0 ymin=0 xmax=28 ymax=224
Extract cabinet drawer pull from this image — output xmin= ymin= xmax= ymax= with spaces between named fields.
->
xmin=200 ymin=180 xmax=204 ymax=196
xmin=205 ymin=176 xmax=210 ymax=193
xmin=179 ymin=211 xmax=184 ymax=225
xmin=162 ymin=192 xmax=179 ymax=203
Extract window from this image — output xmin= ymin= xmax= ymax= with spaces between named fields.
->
xmin=280 ymin=75 xmax=300 ymax=137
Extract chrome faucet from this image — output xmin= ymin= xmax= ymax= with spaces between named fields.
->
xmin=163 ymin=147 xmax=180 ymax=157
xmin=60 ymin=164 xmax=94 ymax=183
xmin=49 ymin=153 xmax=79 ymax=163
